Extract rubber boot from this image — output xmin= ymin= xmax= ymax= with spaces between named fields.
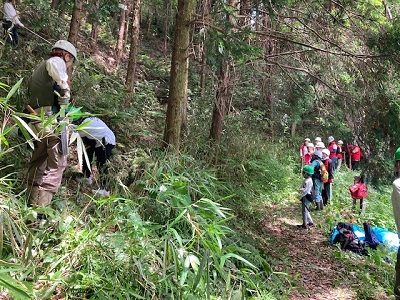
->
xmin=27 ymin=185 xmax=40 ymax=206
xmin=37 ymin=190 xmax=54 ymax=206
xmin=318 ymin=201 xmax=324 ymax=210
xmin=28 ymin=186 xmax=54 ymax=207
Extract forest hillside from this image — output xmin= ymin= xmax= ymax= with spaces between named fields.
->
xmin=0 ymin=0 xmax=400 ymax=299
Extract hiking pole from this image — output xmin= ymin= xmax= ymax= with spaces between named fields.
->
xmin=23 ymin=26 xmax=51 ymax=44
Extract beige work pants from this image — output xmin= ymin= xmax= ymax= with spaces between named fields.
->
xmin=27 ymin=135 xmax=67 ymax=194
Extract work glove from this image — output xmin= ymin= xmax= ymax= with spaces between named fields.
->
xmin=58 ymin=96 xmax=70 ymax=106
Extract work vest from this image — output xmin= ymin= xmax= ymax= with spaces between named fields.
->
xmin=328 ymin=142 xmax=337 ymax=159
xmin=28 ymin=61 xmax=56 ymax=109
xmin=351 ymin=147 xmax=361 ymax=161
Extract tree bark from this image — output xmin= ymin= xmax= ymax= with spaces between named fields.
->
xmin=51 ymin=0 xmax=60 ymax=9
xmin=125 ymin=2 xmax=131 ymax=46
xmin=125 ymin=0 xmax=141 ymax=95
xmin=163 ymin=0 xmax=172 ymax=57
xmin=116 ymin=0 xmax=128 ymax=64
xmin=384 ymin=1 xmax=393 ymax=20
xmin=198 ymin=0 xmax=210 ymax=97
xmin=209 ymin=0 xmax=237 ymax=146
xmin=68 ymin=0 xmax=83 ymax=46
xmin=209 ymin=62 xmax=232 ymax=144
xmin=163 ymin=0 xmax=197 ymax=151
xmin=90 ymin=0 xmax=100 ymax=52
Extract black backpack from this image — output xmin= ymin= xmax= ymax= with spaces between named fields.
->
xmin=332 ymin=222 xmax=368 ymax=255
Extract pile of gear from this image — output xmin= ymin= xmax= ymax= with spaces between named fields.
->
xmin=331 ymin=222 xmax=399 ymax=255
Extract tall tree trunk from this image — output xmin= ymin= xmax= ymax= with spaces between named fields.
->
xmin=239 ymin=0 xmax=251 ymax=27
xmin=209 ymin=0 xmax=237 ymax=146
xmin=198 ymin=0 xmax=210 ymax=97
xmin=124 ymin=2 xmax=131 ymax=46
xmin=51 ymin=0 xmax=60 ymax=9
xmin=209 ymin=62 xmax=232 ymax=144
xmin=163 ymin=0 xmax=197 ymax=150
xmin=384 ymin=1 xmax=393 ymax=20
xmin=90 ymin=0 xmax=100 ymax=52
xmin=163 ymin=0 xmax=172 ymax=57
xmin=67 ymin=0 xmax=83 ymax=78
xmin=68 ymin=0 xmax=83 ymax=45
xmin=146 ymin=12 xmax=153 ymax=35
xmin=125 ymin=0 xmax=141 ymax=95
xmin=261 ymin=13 xmax=276 ymax=138
xmin=116 ymin=1 xmax=128 ymax=64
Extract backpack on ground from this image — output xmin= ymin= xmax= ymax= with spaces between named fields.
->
xmin=363 ymin=222 xmax=381 ymax=249
xmin=332 ymin=222 xmax=368 ymax=255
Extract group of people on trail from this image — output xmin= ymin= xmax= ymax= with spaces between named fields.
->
xmin=299 ymin=137 xmax=400 ymax=299
xmin=297 ymin=135 xmax=365 ymax=230
xmin=25 ymin=39 xmax=116 ymax=215
xmin=300 ymin=137 xmax=362 ymax=172
xmin=297 ymin=136 xmax=338 ymax=229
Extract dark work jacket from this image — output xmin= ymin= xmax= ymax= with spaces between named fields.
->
xmin=28 ymin=60 xmax=58 ymax=110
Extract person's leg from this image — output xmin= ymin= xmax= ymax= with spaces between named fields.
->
xmin=305 ymin=200 xmax=313 ymax=225
xmin=40 ymin=136 xmax=67 ymax=193
xmin=395 ymin=248 xmax=400 ymax=299
xmin=11 ymin=25 xmax=18 ymax=45
xmin=27 ymin=141 xmax=48 ymax=188
xmin=95 ymin=144 xmax=114 ymax=190
xmin=28 ymin=136 xmax=67 ymax=206
xmin=331 ymin=158 xmax=337 ymax=173
xmin=325 ymin=182 xmax=331 ymax=205
xmin=336 ymin=159 xmax=342 ymax=171
xmin=3 ymin=21 xmax=12 ymax=43
xmin=298 ymin=198 xmax=307 ymax=228
xmin=322 ymin=185 xmax=328 ymax=206
xmin=82 ymin=139 xmax=96 ymax=178
xmin=314 ymin=179 xmax=323 ymax=209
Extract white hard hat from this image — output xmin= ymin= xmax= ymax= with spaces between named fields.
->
xmin=316 ymin=142 xmax=325 ymax=148
xmin=328 ymin=136 xmax=334 ymax=143
xmin=307 ymin=143 xmax=314 ymax=148
xmin=315 ymin=137 xmax=322 ymax=142
xmin=314 ymin=150 xmax=322 ymax=158
xmin=338 ymin=140 xmax=343 ymax=145
xmin=305 ymin=138 xmax=311 ymax=142
xmin=322 ymin=149 xmax=330 ymax=156
xmin=52 ymin=40 xmax=78 ymax=64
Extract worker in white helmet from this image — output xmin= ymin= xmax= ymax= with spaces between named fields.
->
xmin=26 ymin=40 xmax=78 ymax=211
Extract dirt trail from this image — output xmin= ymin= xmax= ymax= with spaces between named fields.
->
xmin=258 ymin=203 xmax=358 ymax=300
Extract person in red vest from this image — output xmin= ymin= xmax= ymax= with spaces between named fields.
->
xmin=322 ymin=149 xmax=335 ymax=205
xmin=299 ymin=138 xmax=310 ymax=167
xmin=336 ymin=140 xmax=344 ymax=171
xmin=327 ymin=136 xmax=338 ymax=171
xmin=351 ymin=141 xmax=361 ymax=170
xmin=304 ymin=143 xmax=314 ymax=165
xmin=350 ymin=175 xmax=368 ymax=212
